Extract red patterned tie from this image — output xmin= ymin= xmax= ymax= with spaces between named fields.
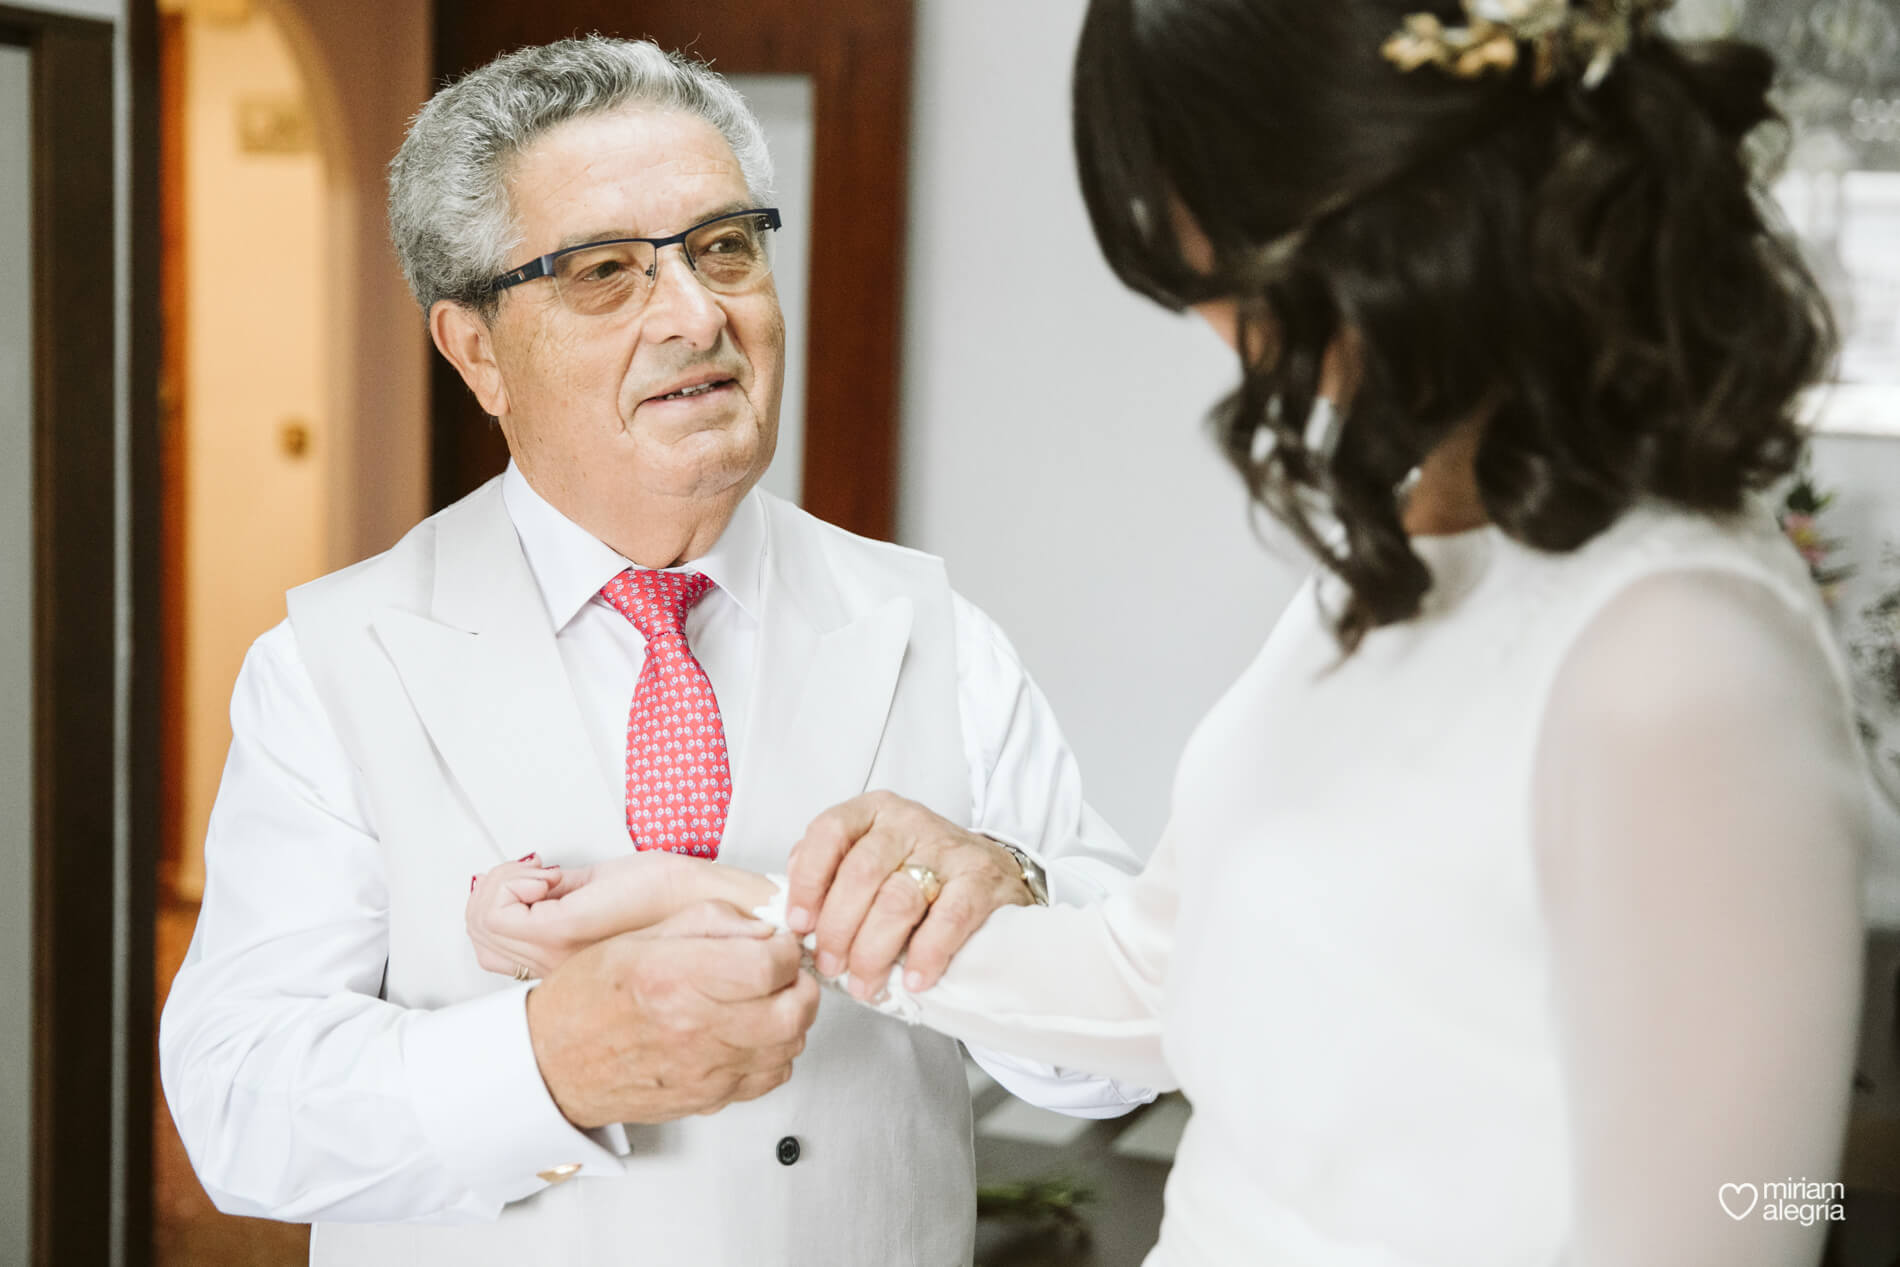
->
xmin=600 ymin=569 xmax=732 ymax=858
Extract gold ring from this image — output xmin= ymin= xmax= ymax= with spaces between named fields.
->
xmin=902 ymin=864 xmax=942 ymax=906
xmin=513 ymin=962 xmax=532 ymax=982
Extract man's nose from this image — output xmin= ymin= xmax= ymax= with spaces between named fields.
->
xmin=640 ymin=246 xmax=727 ymax=347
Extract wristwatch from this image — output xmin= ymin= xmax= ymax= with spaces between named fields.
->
xmin=989 ymin=837 xmax=1050 ymax=906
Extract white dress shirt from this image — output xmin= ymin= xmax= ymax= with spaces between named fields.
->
xmin=160 ymin=464 xmax=1151 ymax=1225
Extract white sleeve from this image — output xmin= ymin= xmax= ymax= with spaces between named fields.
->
xmin=158 ymin=622 xmax=623 ymax=1225
xmin=903 ymin=825 xmax=1181 ymax=1092
xmin=1531 ymin=570 xmax=1867 ymax=1265
xmin=951 ymin=592 xmax=1160 ymax=1113
xmin=767 ymin=826 xmax=1181 ymax=1092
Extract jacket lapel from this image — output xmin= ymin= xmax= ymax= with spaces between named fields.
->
xmin=370 ymin=484 xmax=630 ymax=867
xmin=718 ymin=502 xmax=915 ymax=873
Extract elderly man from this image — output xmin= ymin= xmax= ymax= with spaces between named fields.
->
xmin=159 ymin=34 xmax=1147 ymax=1267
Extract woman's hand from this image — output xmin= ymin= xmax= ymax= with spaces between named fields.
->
xmin=466 ymin=851 xmax=781 ymax=980
xmin=466 ymin=854 xmax=583 ymax=980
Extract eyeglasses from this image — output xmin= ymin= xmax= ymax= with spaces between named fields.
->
xmin=487 ymin=207 xmax=782 ymax=317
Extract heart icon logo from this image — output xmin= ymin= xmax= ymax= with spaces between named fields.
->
xmin=1719 ymin=1183 xmax=1759 ymax=1220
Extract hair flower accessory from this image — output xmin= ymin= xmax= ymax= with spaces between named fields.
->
xmin=1383 ymin=0 xmax=1670 ymax=89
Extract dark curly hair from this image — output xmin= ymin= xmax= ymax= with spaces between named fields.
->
xmin=1073 ymin=0 xmax=1836 ymax=652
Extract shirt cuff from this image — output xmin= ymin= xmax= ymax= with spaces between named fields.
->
xmin=402 ymin=982 xmax=626 ymax=1209
xmin=967 ymin=1043 xmax=1159 ymax=1118
xmin=960 ymin=835 xmax=1159 ymax=1115
xmin=977 ymin=828 xmax=1110 ymax=910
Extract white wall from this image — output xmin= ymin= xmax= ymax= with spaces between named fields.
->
xmin=899 ymin=0 xmax=1304 ymax=853
xmin=0 ymin=39 xmax=35 ymax=1267
xmin=733 ymin=74 xmax=816 ymax=507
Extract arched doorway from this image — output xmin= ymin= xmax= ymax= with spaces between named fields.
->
xmin=161 ymin=0 xmax=335 ymax=902
xmin=154 ymin=1 xmax=359 ymax=1260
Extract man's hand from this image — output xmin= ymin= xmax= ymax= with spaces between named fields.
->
xmin=525 ymin=901 xmax=820 ymax=1129
xmin=785 ymin=791 xmax=1033 ymax=998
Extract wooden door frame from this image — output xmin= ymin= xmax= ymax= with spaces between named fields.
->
xmin=431 ymin=0 xmax=912 ymax=541
xmin=129 ymin=0 xmax=162 ymax=1259
xmin=154 ymin=7 xmax=185 ymax=907
xmin=0 ymin=3 xmax=154 ymax=1263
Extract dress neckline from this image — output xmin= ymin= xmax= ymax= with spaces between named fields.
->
xmin=1410 ymin=522 xmax=1498 ymax=616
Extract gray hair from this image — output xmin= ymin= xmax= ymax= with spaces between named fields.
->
xmin=388 ymin=35 xmax=774 ymax=315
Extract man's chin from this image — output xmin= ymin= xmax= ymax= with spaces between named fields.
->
xmin=633 ymin=444 xmax=768 ymax=505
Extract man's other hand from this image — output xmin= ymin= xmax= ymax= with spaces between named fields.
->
xmin=525 ymin=901 xmax=820 ymax=1128
xmin=786 ymin=792 xmax=1032 ymax=999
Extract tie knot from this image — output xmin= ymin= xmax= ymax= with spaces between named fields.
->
xmin=601 ymin=568 xmax=715 ymax=641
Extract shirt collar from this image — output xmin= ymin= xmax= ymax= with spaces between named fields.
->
xmin=500 ymin=461 xmax=766 ymax=632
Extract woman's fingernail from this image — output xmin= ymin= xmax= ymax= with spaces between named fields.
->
xmin=786 ymin=906 xmax=811 ymax=932
xmin=470 ymin=875 xmax=478 ymax=892
xmin=816 ymin=951 xmax=841 ymax=977
xmin=518 ymin=852 xmax=537 ymax=863
xmin=905 ymin=971 xmax=924 ymax=992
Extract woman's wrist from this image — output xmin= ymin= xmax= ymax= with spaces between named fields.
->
xmin=718 ymin=867 xmax=777 ymax=912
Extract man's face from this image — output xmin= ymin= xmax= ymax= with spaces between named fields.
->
xmin=484 ymin=108 xmax=784 ymax=510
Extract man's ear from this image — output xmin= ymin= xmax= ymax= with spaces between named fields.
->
xmin=429 ymin=301 xmax=510 ymax=418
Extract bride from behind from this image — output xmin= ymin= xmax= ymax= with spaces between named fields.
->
xmin=789 ymin=0 xmax=1871 ymax=1261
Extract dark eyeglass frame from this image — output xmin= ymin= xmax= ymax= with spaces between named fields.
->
xmin=486 ymin=206 xmax=784 ymax=299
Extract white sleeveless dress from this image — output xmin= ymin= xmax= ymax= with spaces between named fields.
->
xmin=862 ymin=503 xmax=1870 ymax=1265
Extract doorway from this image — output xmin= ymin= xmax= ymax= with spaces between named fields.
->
xmin=154 ymin=2 xmax=331 ymax=1260
xmin=160 ymin=0 xmax=333 ymax=903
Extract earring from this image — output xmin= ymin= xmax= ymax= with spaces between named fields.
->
xmin=1303 ymin=397 xmax=1342 ymax=462
xmin=1250 ymin=425 xmax=1277 ymax=464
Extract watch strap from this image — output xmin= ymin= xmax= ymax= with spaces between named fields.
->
xmin=985 ymin=835 xmax=1050 ymax=906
